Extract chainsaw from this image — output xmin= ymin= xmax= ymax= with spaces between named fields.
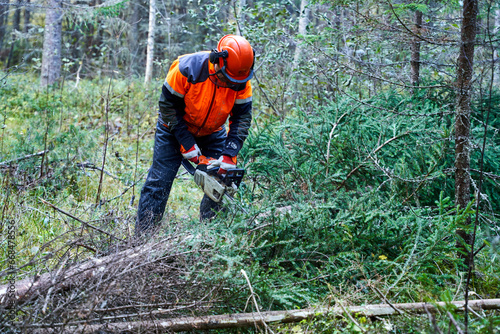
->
xmin=181 ymin=157 xmax=245 ymax=203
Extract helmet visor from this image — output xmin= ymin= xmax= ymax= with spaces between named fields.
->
xmin=219 ymin=65 xmax=253 ymax=83
xmin=209 ymin=71 xmax=240 ymax=89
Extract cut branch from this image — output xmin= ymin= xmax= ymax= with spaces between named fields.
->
xmin=0 ymin=150 xmax=49 ymax=166
xmin=0 ymin=240 xmax=158 ymax=305
xmin=29 ymin=299 xmax=500 ymax=333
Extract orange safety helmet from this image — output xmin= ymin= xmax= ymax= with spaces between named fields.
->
xmin=209 ymin=35 xmax=254 ymax=83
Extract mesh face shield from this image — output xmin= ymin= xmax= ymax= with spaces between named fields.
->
xmin=219 ymin=61 xmax=254 ymax=83
xmin=209 ymin=70 xmax=241 ymax=89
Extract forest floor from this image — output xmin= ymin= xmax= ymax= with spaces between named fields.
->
xmin=1 ymin=74 xmax=499 ymax=333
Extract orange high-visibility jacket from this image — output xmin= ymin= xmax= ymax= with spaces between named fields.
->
xmin=159 ymin=52 xmax=253 ymax=157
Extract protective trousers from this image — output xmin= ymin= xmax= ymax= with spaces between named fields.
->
xmin=136 ymin=121 xmax=226 ymax=235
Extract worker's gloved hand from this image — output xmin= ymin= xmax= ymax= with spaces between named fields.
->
xmin=180 ymin=144 xmax=201 ymax=164
xmin=208 ymin=155 xmax=237 ymax=175
xmin=196 ymin=156 xmax=217 ymax=172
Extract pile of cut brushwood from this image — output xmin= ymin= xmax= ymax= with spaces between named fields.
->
xmin=1 ymin=232 xmax=500 ymax=333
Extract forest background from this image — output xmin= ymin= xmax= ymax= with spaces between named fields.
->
xmin=0 ymin=0 xmax=499 ymax=333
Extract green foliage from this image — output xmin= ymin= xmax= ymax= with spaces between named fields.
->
xmin=390 ymin=2 xmax=430 ymax=15
xmin=204 ymin=90 xmax=500 ymax=321
xmin=0 ymin=73 xmax=163 ymax=268
xmin=94 ymin=0 xmax=129 ymax=18
xmin=2 ymin=0 xmax=500 ymax=330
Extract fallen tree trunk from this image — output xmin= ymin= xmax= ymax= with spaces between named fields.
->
xmin=30 ymin=298 xmax=500 ymax=333
xmin=0 ymin=240 xmax=158 ymax=306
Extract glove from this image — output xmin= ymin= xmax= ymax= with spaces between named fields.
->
xmin=180 ymin=144 xmax=201 ymax=164
xmin=207 ymin=155 xmax=237 ymax=175
xmin=196 ymin=155 xmax=217 ymax=172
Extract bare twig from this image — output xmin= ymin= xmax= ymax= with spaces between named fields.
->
xmin=253 ymin=72 xmax=280 ymax=116
xmin=424 ymin=304 xmax=444 ymax=334
xmin=241 ymin=269 xmax=276 ymax=334
xmin=0 ymin=150 xmax=49 ymax=166
xmin=39 ymin=198 xmax=121 ymax=241
xmin=467 ymin=305 xmax=484 ymax=319
xmin=0 ymin=239 xmax=163 ymax=305
xmin=370 ymin=285 xmax=404 ymax=315
xmin=42 ymin=257 xmax=69 ymax=314
xmin=326 ymin=111 xmax=349 ymax=176
xmin=100 ymin=170 xmax=148 ymax=206
xmin=447 ymin=311 xmax=464 ymax=334
xmin=76 ymin=162 xmax=119 ymax=180
xmin=386 ymin=0 xmax=451 ymax=46
xmin=96 ymin=76 xmax=113 ymax=205
xmin=338 ymin=300 xmax=366 ymax=333
xmin=337 ymin=131 xmax=410 ymax=190
xmin=72 ymin=299 xmax=220 ymax=313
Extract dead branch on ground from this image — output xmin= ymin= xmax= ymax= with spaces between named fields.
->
xmin=27 ymin=298 xmax=500 ymax=333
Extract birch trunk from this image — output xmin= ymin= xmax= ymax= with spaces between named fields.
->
xmin=144 ymin=0 xmax=156 ymax=84
xmin=40 ymin=0 xmax=62 ymax=86
xmin=293 ymin=0 xmax=310 ymax=69
xmin=237 ymin=0 xmax=247 ymax=36
xmin=455 ymin=0 xmax=478 ymax=262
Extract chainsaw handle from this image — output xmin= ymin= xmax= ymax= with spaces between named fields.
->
xmin=182 ymin=156 xmax=220 ymax=175
xmin=181 ymin=159 xmax=197 ymax=175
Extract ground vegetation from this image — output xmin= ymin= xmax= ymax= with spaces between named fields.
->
xmin=0 ymin=0 xmax=499 ymax=333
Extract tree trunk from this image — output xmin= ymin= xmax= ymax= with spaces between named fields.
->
xmin=23 ymin=0 xmax=31 ymax=33
xmin=0 ymin=1 xmax=8 ymax=53
xmin=494 ymin=9 xmax=499 ymax=72
xmin=144 ymin=0 xmax=156 ymax=84
xmin=31 ymin=299 xmax=500 ymax=333
xmin=128 ymin=0 xmax=141 ymax=76
xmin=455 ymin=0 xmax=478 ymax=262
xmin=12 ymin=0 xmax=21 ymax=32
xmin=5 ymin=0 xmax=22 ymax=68
xmin=236 ymin=0 xmax=247 ymax=36
xmin=410 ymin=10 xmax=423 ymax=88
xmin=293 ymin=0 xmax=310 ymax=70
xmin=0 ymin=242 xmax=156 ymax=306
xmin=40 ymin=0 xmax=63 ymax=86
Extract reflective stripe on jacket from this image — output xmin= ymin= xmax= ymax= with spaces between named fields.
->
xmin=158 ymin=52 xmax=252 ymax=157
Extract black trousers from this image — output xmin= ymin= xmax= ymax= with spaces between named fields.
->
xmin=135 ymin=121 xmax=226 ymax=235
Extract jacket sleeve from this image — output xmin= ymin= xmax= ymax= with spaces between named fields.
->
xmin=159 ymin=60 xmax=196 ymax=151
xmin=223 ymin=82 xmax=253 ymax=157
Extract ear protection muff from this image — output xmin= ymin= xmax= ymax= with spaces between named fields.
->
xmin=209 ymin=49 xmax=229 ymax=65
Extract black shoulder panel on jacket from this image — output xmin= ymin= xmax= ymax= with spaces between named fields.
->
xmin=178 ymin=52 xmax=210 ymax=84
xmin=178 ymin=52 xmax=249 ymax=91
